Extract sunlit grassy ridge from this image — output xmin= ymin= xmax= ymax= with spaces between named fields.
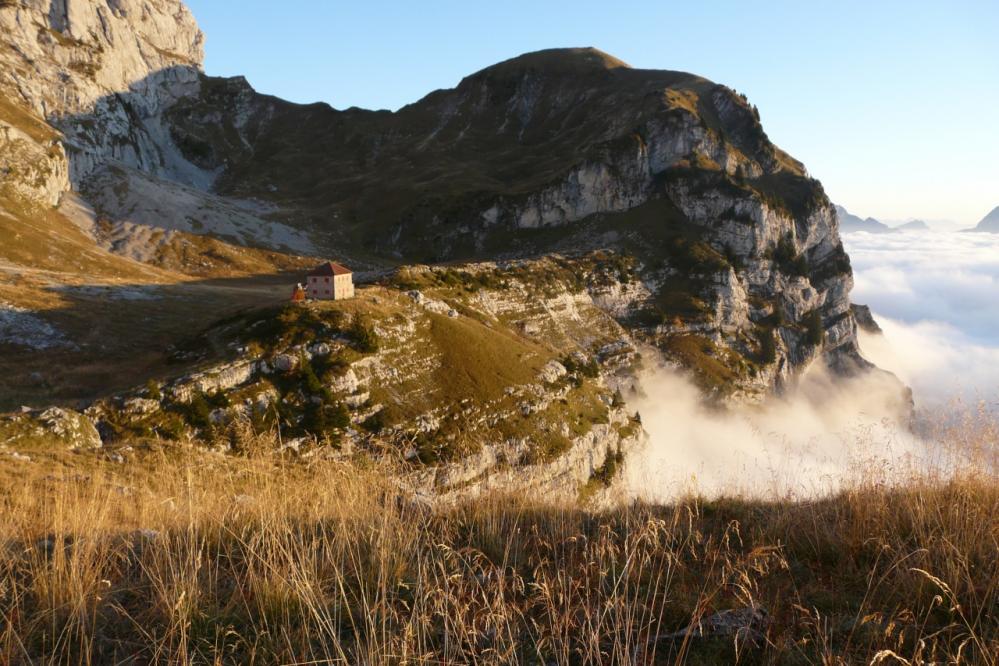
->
xmin=1 ymin=410 xmax=996 ymax=664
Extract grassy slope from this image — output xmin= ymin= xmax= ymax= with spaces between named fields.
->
xmin=0 ymin=421 xmax=995 ymax=664
xmin=0 ymin=272 xmax=297 ymax=410
xmin=426 ymin=311 xmax=547 ymax=401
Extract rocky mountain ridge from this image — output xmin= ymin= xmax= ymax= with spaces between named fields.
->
xmin=0 ymin=0 xmax=204 ymax=187
xmin=835 ymin=205 xmax=891 ymax=233
xmin=0 ymin=0 xmax=314 ymax=275
xmin=159 ymin=44 xmax=874 ymax=397
xmin=895 ymin=219 xmax=930 ymax=231
xmin=0 ymin=1 xmax=898 ymax=435
xmin=835 ymin=204 xmax=931 ymax=233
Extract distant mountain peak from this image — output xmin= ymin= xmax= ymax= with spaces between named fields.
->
xmin=835 ymin=204 xmax=891 ymax=233
xmin=895 ymin=220 xmax=930 ymax=232
xmin=835 ymin=206 xmax=934 ymax=233
xmin=473 ymin=47 xmax=632 ymax=77
xmin=972 ymin=205 xmax=999 ymax=232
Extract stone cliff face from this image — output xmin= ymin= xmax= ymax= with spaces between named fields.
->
xmin=0 ymin=1 xmax=317 ymax=266
xmin=0 ymin=0 xmax=205 ymax=189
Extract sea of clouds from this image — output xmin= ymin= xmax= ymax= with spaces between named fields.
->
xmin=623 ymin=229 xmax=999 ymax=501
xmin=845 ymin=230 xmax=999 ymax=407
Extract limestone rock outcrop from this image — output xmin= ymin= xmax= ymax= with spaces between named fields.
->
xmin=0 ymin=0 xmax=205 ymax=190
xmin=0 ymin=406 xmax=102 ymax=450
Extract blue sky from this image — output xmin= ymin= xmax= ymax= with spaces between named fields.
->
xmin=185 ymin=0 xmax=998 ymax=226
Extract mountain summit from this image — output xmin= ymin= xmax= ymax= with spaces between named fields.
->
xmin=469 ymin=47 xmax=632 ymax=76
xmin=0 ymin=4 xmax=889 ymax=403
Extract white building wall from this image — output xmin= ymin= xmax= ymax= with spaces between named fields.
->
xmin=306 ymin=273 xmax=353 ymax=300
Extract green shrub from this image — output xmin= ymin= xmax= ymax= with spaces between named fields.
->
xmin=524 ymin=432 xmax=573 ymax=465
xmin=206 ymin=390 xmax=231 ymax=409
xmin=562 ymin=354 xmax=600 ymax=379
xmin=302 ymin=400 xmax=351 ymax=438
xmin=157 ymin=414 xmax=187 ymax=441
xmin=350 ymin=315 xmax=380 ymax=353
xmin=762 ymin=304 xmax=787 ymax=328
xmin=770 ymin=234 xmax=809 ymax=277
xmin=299 ymin=354 xmax=324 ymax=395
xmin=177 ymin=392 xmax=214 ymax=431
xmin=329 ymin=402 xmax=350 ymax=430
xmin=145 ymin=379 xmax=162 ymax=401
xmin=592 ymin=446 xmax=625 ymax=487
xmin=612 ymin=389 xmax=625 ymax=408
xmin=665 ymin=236 xmax=730 ymax=274
xmin=362 ymin=409 xmax=388 ymax=433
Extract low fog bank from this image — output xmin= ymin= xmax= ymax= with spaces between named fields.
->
xmin=623 ymin=230 xmax=999 ymax=501
xmin=859 ymin=318 xmax=999 ymax=410
xmin=845 ymin=229 xmax=999 ymax=406
xmin=622 ymin=359 xmax=923 ymax=501
xmin=846 ymin=230 xmax=999 ymax=346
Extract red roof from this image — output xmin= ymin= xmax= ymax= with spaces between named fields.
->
xmin=307 ymin=261 xmax=352 ymax=277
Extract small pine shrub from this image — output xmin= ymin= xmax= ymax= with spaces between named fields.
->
xmin=612 ymin=389 xmax=625 ymax=408
xmin=592 ymin=446 xmax=625 ymax=487
xmin=770 ymin=234 xmax=810 ymax=277
xmin=299 ymin=354 xmax=324 ymax=395
xmin=362 ymin=410 xmax=387 ymax=433
xmin=562 ymin=354 xmax=600 ymax=379
xmin=207 ymin=390 xmax=230 ymax=409
xmin=180 ymin=392 xmax=213 ymax=431
xmin=350 ymin=315 xmax=380 ymax=353
xmin=329 ymin=402 xmax=350 ymax=430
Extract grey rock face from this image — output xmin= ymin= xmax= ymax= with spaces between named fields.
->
xmin=122 ymin=397 xmax=161 ymax=416
xmin=0 ymin=0 xmax=205 ymax=188
xmin=38 ymin=408 xmax=102 ymax=449
xmin=538 ymin=360 xmax=568 ymax=384
xmin=851 ymin=304 xmax=883 ymax=335
xmin=0 ymin=407 xmax=102 ymax=450
xmin=408 ymin=406 xmax=642 ymax=502
xmin=170 ymin=359 xmax=257 ymax=402
xmin=270 ymin=354 xmax=297 ymax=374
xmin=328 ymin=369 xmax=360 ymax=395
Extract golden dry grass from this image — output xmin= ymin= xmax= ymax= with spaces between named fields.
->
xmin=0 ymin=414 xmax=996 ymax=664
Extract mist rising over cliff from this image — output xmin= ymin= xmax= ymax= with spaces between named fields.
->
xmin=624 ymin=359 xmax=918 ymax=500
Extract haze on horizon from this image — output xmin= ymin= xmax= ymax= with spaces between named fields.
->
xmin=184 ymin=0 xmax=997 ymax=227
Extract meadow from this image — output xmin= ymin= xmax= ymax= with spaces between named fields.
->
xmin=0 ymin=409 xmax=996 ymax=665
